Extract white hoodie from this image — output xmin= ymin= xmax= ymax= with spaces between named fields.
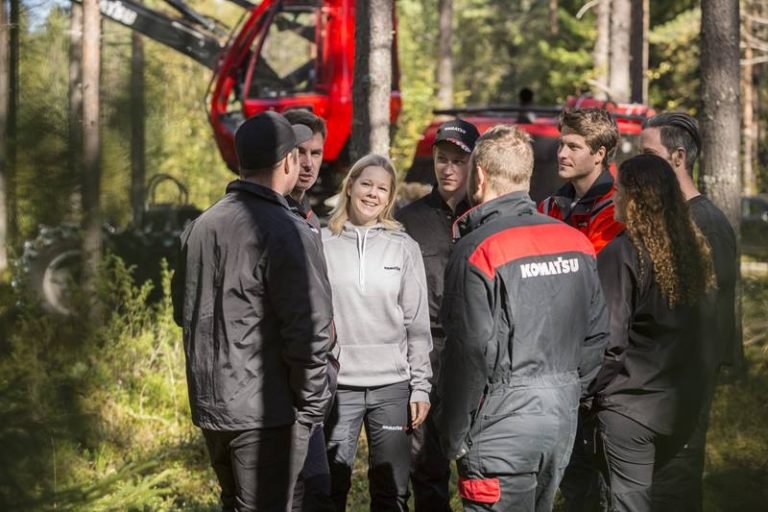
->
xmin=322 ymin=222 xmax=433 ymax=402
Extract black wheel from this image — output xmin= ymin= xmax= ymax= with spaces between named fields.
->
xmin=14 ymin=225 xmax=82 ymax=315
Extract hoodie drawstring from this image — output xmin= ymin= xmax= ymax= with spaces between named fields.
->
xmin=355 ymin=227 xmax=371 ymax=291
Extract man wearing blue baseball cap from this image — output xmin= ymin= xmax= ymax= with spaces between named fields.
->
xmin=172 ymin=111 xmax=335 ymax=511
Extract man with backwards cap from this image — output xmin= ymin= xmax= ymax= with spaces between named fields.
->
xmin=396 ymin=118 xmax=480 ymax=512
xmin=172 ymin=112 xmax=335 ymax=512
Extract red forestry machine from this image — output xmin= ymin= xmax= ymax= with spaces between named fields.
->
xmin=92 ymin=0 xmax=401 ymax=194
xmin=18 ymin=0 xmax=654 ymax=314
xmin=90 ymin=0 xmax=651 ymax=200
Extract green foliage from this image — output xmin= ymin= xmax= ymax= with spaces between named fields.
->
xmin=704 ymin=275 xmax=768 ymax=510
xmin=0 ymin=258 xmax=219 ymax=510
xmin=648 ymin=8 xmax=701 ymax=113
xmin=450 ymin=0 xmax=595 ymax=106
xmin=15 ymin=7 xmax=78 ymax=238
xmin=12 ymin=3 xmax=233 ymax=244
xmin=392 ymin=0 xmax=439 ymax=170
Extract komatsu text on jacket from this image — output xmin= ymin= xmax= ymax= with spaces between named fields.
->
xmin=437 ymin=191 xmax=610 ymax=460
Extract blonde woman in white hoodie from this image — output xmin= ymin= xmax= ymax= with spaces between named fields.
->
xmin=322 ymin=153 xmax=433 ymax=511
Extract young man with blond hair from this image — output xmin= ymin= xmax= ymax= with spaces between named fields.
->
xmin=437 ymin=124 xmax=609 ymax=511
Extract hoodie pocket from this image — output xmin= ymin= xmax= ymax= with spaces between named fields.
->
xmin=338 ymin=343 xmax=409 ymax=384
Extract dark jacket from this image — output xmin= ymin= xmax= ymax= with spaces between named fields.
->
xmin=538 ymin=169 xmax=624 ymax=253
xmin=396 ymin=188 xmax=470 ymax=334
xmin=436 ymin=192 xmax=609 ymax=459
xmin=689 ymin=195 xmax=740 ymax=371
xmin=171 ymin=180 xmax=334 ymax=431
xmin=286 ymin=194 xmax=321 ymax=232
xmin=594 ymin=232 xmax=706 ymax=436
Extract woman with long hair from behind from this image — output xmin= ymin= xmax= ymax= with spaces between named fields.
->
xmin=592 ymin=154 xmax=715 ymax=512
xmin=322 ymin=154 xmax=432 ymax=511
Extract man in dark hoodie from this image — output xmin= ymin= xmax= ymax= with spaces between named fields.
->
xmin=172 ymin=112 xmax=334 ymax=512
xmin=437 ymin=124 xmax=609 ymax=511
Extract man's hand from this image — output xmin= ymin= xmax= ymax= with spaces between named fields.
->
xmin=409 ymin=401 xmax=431 ymax=430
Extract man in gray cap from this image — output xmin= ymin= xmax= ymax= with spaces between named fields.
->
xmin=172 ymin=111 xmax=335 ymax=512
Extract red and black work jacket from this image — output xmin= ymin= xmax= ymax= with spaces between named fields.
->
xmin=538 ymin=169 xmax=623 ymax=253
xmin=435 ymin=192 xmax=609 ymax=460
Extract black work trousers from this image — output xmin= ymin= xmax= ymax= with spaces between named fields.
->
xmin=650 ymin=383 xmax=715 ymax=512
xmin=559 ymin=410 xmax=605 ymax=512
xmin=597 ymin=410 xmax=683 ymax=512
xmin=291 ymin=425 xmax=335 ymax=512
xmin=409 ymin=335 xmax=452 ymax=512
xmin=203 ymin=422 xmax=310 ymax=512
xmin=292 ymin=355 xmax=340 ymax=512
xmin=325 ymin=381 xmax=412 ymax=512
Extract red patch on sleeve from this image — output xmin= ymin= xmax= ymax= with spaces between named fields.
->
xmin=458 ymin=477 xmax=501 ymax=504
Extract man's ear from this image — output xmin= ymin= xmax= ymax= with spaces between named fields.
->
xmin=594 ymin=146 xmax=607 ymax=166
xmin=282 ymin=154 xmax=292 ymax=175
xmin=475 ymin=164 xmax=487 ymax=194
xmin=671 ymin=148 xmax=686 ymax=170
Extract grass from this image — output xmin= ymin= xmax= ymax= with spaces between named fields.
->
xmin=0 ymin=267 xmax=765 ymax=511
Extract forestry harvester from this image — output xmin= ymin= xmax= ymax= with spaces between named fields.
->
xmin=19 ymin=0 xmax=401 ymax=314
xmin=17 ymin=0 xmax=656 ymax=314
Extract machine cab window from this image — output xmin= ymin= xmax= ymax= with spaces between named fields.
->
xmin=244 ymin=6 xmax=320 ymax=99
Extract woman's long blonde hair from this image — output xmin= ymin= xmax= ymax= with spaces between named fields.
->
xmin=617 ymin=154 xmax=715 ymax=307
xmin=327 ymin=153 xmax=402 ymax=235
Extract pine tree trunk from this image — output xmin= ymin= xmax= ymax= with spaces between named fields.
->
xmin=436 ymin=0 xmax=453 ymax=110
xmin=6 ymin=0 xmax=18 ymax=246
xmin=0 ymin=0 xmax=9 ymax=271
xmin=131 ymin=30 xmax=145 ymax=227
xmin=700 ymin=0 xmax=743 ymax=373
xmin=69 ymin=3 xmax=83 ymax=216
xmin=629 ymin=0 xmax=648 ymax=104
xmin=351 ymin=0 xmax=392 ymax=161
xmin=742 ymin=9 xmax=756 ymax=196
xmin=700 ymin=0 xmax=741 ymax=227
xmin=609 ymin=0 xmax=631 ymax=102
xmin=742 ymin=38 xmax=754 ymax=196
xmin=594 ymin=0 xmax=610 ymax=100
xmin=549 ymin=0 xmax=559 ymax=36
xmin=81 ymin=0 xmax=102 ymax=291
